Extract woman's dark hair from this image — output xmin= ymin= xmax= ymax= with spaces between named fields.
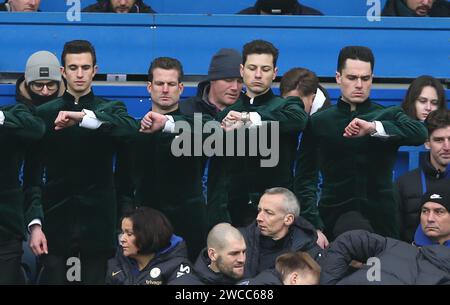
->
xmin=123 ymin=207 xmax=173 ymax=255
xmin=401 ymin=75 xmax=447 ymax=120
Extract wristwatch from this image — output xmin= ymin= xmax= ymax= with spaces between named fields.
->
xmin=241 ymin=111 xmax=250 ymax=124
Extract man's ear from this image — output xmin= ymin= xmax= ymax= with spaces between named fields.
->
xmin=284 ymin=213 xmax=294 ymax=226
xmin=273 ymin=66 xmax=278 ymax=80
xmin=289 ymin=272 xmax=298 ymax=285
xmin=208 ymin=248 xmax=217 ymax=262
xmin=424 ymin=139 xmax=431 ymax=150
xmin=336 ymin=71 xmax=341 ymax=85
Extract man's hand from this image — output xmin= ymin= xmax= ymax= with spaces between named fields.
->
xmin=343 ymin=118 xmax=376 ymax=138
xmin=139 ymin=111 xmax=168 ymax=133
xmin=316 ymin=230 xmax=329 ymax=249
xmin=29 ymin=224 xmax=48 ymax=256
xmin=221 ymin=110 xmax=245 ymax=131
xmin=54 ymin=111 xmax=85 ymax=130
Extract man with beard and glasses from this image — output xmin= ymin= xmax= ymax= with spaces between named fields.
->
xmin=83 ymin=0 xmax=155 ymax=13
xmin=15 ymin=51 xmax=64 ymax=109
xmin=382 ymin=0 xmax=449 ymax=17
xmin=170 ymin=223 xmax=246 ymax=285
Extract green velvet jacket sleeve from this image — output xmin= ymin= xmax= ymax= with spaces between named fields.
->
xmin=294 ymin=119 xmax=324 ymax=230
xmin=256 ymin=96 xmax=308 ymax=133
xmin=1 ymin=104 xmax=45 ymax=142
xmin=372 ymin=106 xmax=427 ymax=146
xmin=92 ymin=100 xmax=139 ymax=136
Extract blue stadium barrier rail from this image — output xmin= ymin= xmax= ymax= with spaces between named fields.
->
xmin=0 ymin=13 xmax=449 ymax=79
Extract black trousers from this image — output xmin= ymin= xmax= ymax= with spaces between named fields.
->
xmin=0 ymin=239 xmax=25 ymax=285
xmin=37 ymin=252 xmax=110 ymax=285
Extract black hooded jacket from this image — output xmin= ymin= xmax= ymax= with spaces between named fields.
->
xmin=169 ymin=248 xmax=240 ymax=285
xmin=238 ymin=0 xmax=322 ymax=15
xmin=83 ymin=0 xmax=156 ymax=13
xmin=320 ymin=230 xmax=450 ymax=285
xmin=396 ymin=153 xmax=450 ymax=243
xmin=105 ymin=236 xmax=192 ymax=285
xmin=240 ymin=217 xmax=322 ymax=277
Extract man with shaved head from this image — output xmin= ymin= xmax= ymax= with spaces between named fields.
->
xmin=170 ymin=223 xmax=247 ymax=284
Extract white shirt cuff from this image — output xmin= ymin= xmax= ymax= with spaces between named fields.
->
xmin=248 ymin=112 xmax=262 ymax=127
xmin=79 ymin=109 xmax=103 ymax=129
xmin=28 ymin=219 xmax=42 ymax=233
xmin=162 ymin=115 xmax=175 ymax=133
xmin=0 ymin=110 xmax=5 ymax=125
xmin=371 ymin=121 xmax=389 ymax=138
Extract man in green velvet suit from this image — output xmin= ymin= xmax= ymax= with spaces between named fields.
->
xmin=26 ymin=40 xmax=137 ymax=284
xmin=134 ymin=57 xmax=208 ymax=261
xmin=0 ymin=103 xmax=45 ymax=284
xmin=217 ymin=39 xmax=309 ymax=228
xmin=294 ymin=46 xmax=427 ymax=240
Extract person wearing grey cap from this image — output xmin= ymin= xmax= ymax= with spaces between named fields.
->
xmin=238 ymin=0 xmax=322 ymax=15
xmin=0 ymin=0 xmax=41 ymax=12
xmin=15 ymin=50 xmax=64 ymax=108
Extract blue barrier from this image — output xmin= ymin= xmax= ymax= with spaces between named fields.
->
xmin=40 ymin=0 xmax=389 ymax=16
xmin=0 ymin=13 xmax=449 ymax=79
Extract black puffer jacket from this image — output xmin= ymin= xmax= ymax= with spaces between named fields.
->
xmin=105 ymin=235 xmax=192 ymax=285
xmin=83 ymin=0 xmax=155 ymax=13
xmin=237 ymin=269 xmax=283 ymax=285
xmin=320 ymin=230 xmax=450 ymax=285
xmin=238 ymin=0 xmax=322 ymax=15
xmin=382 ymin=0 xmax=450 ymax=17
xmin=240 ymin=217 xmax=322 ymax=277
xmin=169 ymin=248 xmax=239 ymax=285
xmin=395 ymin=153 xmax=450 ymax=243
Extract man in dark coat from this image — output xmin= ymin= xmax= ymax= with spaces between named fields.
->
xmin=396 ymin=109 xmax=450 ymax=243
xmin=239 ymin=187 xmax=323 ymax=278
xmin=179 ymin=48 xmax=243 ymax=229
xmin=170 ymin=223 xmax=246 ymax=285
xmin=320 ymin=229 xmax=450 ymax=285
xmin=0 ymin=103 xmax=45 ymax=284
xmin=238 ymin=0 xmax=322 ymax=15
xmin=295 ymin=46 xmax=427 ymax=240
xmin=382 ymin=0 xmax=450 ymax=17
xmin=26 ymin=40 xmax=137 ymax=284
xmin=83 ymin=0 xmax=155 ymax=13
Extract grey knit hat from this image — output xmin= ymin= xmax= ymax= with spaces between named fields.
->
xmin=206 ymin=48 xmax=242 ymax=81
xmin=25 ymin=51 xmax=61 ymax=84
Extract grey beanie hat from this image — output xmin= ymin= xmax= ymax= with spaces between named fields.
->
xmin=25 ymin=51 xmax=61 ymax=84
xmin=206 ymin=48 xmax=242 ymax=81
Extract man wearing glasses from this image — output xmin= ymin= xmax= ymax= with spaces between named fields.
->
xmin=15 ymin=50 xmax=65 ymax=108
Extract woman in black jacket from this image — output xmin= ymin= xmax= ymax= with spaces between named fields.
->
xmin=105 ymin=207 xmax=192 ymax=285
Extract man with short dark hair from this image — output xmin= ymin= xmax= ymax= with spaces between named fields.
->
xmin=295 ymin=45 xmax=427 ymax=240
xmin=83 ymin=0 xmax=155 ymax=13
xmin=134 ymin=57 xmax=208 ymax=261
xmin=26 ymin=39 xmax=137 ymax=284
xmin=238 ymin=0 xmax=322 ymax=15
xmin=396 ymin=109 xmax=450 ymax=243
xmin=382 ymin=0 xmax=449 ymax=17
xmin=0 ymin=0 xmax=41 ymax=11
xmin=218 ymin=39 xmax=308 ymax=227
